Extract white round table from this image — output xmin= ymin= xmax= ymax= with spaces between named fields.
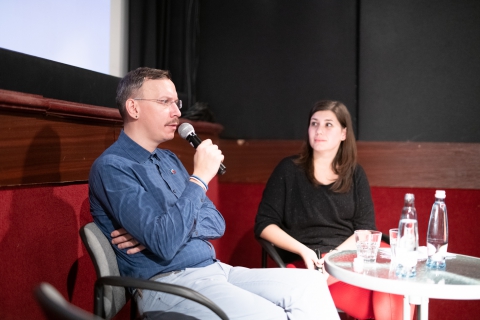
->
xmin=324 ymin=250 xmax=480 ymax=320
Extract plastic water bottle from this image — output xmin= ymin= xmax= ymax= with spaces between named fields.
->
xmin=426 ymin=190 xmax=449 ymax=269
xmin=395 ymin=194 xmax=419 ymax=277
xmin=399 ymin=193 xmax=419 ymax=249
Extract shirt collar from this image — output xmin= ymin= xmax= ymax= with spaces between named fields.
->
xmin=117 ymin=130 xmax=157 ymax=164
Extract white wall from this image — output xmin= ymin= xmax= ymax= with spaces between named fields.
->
xmin=0 ymin=0 xmax=128 ymax=77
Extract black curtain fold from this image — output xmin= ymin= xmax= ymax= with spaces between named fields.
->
xmin=129 ymin=0 xmax=199 ymax=110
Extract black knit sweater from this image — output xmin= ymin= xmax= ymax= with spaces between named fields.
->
xmin=254 ymin=156 xmax=376 ymax=263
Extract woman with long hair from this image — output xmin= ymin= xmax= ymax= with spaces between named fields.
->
xmin=254 ymin=100 xmax=411 ymax=320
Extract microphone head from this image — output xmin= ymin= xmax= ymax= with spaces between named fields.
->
xmin=178 ymin=123 xmax=195 ymax=139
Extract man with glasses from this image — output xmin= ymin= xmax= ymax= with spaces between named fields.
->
xmin=89 ymin=67 xmax=338 ymax=319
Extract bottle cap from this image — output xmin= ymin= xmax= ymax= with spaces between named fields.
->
xmin=404 ymin=193 xmax=415 ymax=201
xmin=435 ymin=190 xmax=446 ymax=199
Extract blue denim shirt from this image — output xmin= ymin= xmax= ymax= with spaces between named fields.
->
xmin=89 ymin=130 xmax=225 ymax=280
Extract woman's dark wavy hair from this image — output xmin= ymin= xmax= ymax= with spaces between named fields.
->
xmin=116 ymin=67 xmax=171 ymax=118
xmin=294 ymin=100 xmax=357 ymax=193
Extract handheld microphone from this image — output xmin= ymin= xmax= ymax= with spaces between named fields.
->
xmin=178 ymin=123 xmax=226 ymax=175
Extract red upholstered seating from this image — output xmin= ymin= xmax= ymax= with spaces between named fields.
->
xmin=0 ymin=184 xmax=96 ymax=320
xmin=0 ymin=182 xmax=479 ymax=319
xmin=214 ymin=183 xmax=480 ymax=320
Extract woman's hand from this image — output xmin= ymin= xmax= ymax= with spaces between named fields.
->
xmin=317 ymin=256 xmax=331 ymax=279
xmin=111 ymin=228 xmax=145 ymax=254
xmin=299 ymin=248 xmax=322 ymax=271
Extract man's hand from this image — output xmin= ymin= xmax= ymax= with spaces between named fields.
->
xmin=192 ymin=139 xmax=224 ymax=185
xmin=111 ymin=228 xmax=145 ymax=254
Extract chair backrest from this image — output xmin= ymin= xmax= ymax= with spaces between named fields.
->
xmin=35 ymin=282 xmax=103 ymax=320
xmin=80 ymin=222 xmax=229 ymax=320
xmin=79 ymin=222 xmax=127 ymax=319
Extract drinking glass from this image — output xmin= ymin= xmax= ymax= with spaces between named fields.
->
xmin=395 ymin=219 xmax=418 ymax=277
xmin=354 ymin=230 xmax=382 ymax=263
xmin=389 ymin=228 xmax=399 ymax=264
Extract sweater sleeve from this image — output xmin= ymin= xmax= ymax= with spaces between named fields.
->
xmin=352 ymin=164 xmax=377 ymax=231
xmin=254 ymin=157 xmax=292 ymax=238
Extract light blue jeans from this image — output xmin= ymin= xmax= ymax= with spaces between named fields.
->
xmin=137 ymin=261 xmax=339 ymax=320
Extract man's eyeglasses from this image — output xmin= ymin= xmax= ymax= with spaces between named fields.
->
xmin=134 ymin=98 xmax=182 ymax=110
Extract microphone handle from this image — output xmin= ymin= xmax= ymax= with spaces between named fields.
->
xmin=186 ymin=134 xmax=226 ymax=175
xmin=186 ymin=134 xmax=202 ymax=148
xmin=218 ymin=163 xmax=226 ymax=175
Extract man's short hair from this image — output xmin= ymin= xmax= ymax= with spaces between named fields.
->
xmin=116 ymin=67 xmax=172 ymax=118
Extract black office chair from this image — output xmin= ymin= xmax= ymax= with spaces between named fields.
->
xmin=35 ymin=279 xmax=229 ymax=320
xmin=35 ymin=282 xmax=102 ymax=320
xmin=256 ymin=237 xmax=286 ymax=268
xmin=80 ymin=222 xmax=229 ymax=320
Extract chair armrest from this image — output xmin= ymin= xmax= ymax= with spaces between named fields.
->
xmin=35 ymin=283 xmax=104 ymax=320
xmin=94 ymin=276 xmax=229 ymax=320
xmin=256 ymin=237 xmax=286 ymax=268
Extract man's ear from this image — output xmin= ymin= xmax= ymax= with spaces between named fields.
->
xmin=125 ymin=98 xmax=138 ymax=119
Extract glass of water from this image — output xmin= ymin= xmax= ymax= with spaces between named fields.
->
xmin=389 ymin=228 xmax=399 ymax=264
xmin=354 ymin=230 xmax=382 ymax=263
xmin=396 ymin=219 xmax=418 ymax=277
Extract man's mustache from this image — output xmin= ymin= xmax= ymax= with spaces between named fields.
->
xmin=166 ymin=118 xmax=180 ymax=126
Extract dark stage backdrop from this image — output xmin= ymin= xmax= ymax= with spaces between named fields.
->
xmin=1 ymin=1 xmax=480 ymax=142
xmin=129 ymin=0 xmax=200 ymax=110
xmin=358 ymin=0 xmax=480 ymax=142
xmin=196 ymin=0 xmax=359 ymax=140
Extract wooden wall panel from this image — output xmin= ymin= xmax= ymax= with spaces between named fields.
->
xmin=218 ymin=139 xmax=480 ymax=189
xmin=218 ymin=140 xmax=303 ymax=183
xmin=3 ymin=89 xmax=478 ymax=189
xmin=356 ymin=141 xmax=480 ymax=189
xmin=0 ymin=89 xmax=223 ymax=187
xmin=0 ymin=111 xmax=119 ymax=185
